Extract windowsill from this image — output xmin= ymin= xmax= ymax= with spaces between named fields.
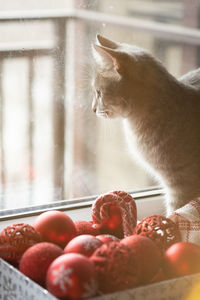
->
xmin=0 ymin=187 xmax=165 ymax=230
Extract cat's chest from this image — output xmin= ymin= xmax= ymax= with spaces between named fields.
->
xmin=123 ymin=119 xmax=165 ymax=169
xmin=123 ymin=119 xmax=158 ymax=154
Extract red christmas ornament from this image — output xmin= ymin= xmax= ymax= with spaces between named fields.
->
xmin=0 ymin=223 xmax=41 ymax=265
xmin=33 ymin=210 xmax=77 ymax=248
xmin=19 ymin=242 xmax=63 ymax=286
xmin=150 ymin=268 xmax=166 ymax=284
xmin=92 ymin=190 xmax=137 ymax=238
xmin=121 ymin=235 xmax=162 ymax=284
xmin=164 ymin=242 xmax=200 ymax=278
xmin=46 ymin=253 xmax=98 ymax=300
xmin=134 ymin=215 xmax=181 ymax=252
xmin=74 ymin=220 xmax=100 ymax=236
xmin=64 ymin=234 xmax=103 ymax=257
xmin=96 ymin=234 xmax=119 ymax=244
xmin=90 ymin=241 xmax=141 ymax=294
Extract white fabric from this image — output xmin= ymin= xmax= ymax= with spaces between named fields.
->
xmin=169 ymin=199 xmax=200 ymax=246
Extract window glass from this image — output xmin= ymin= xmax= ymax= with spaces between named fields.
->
xmin=0 ymin=0 xmax=199 ymax=210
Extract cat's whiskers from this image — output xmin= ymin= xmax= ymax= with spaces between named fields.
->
xmin=96 ymin=106 xmax=115 ymax=118
xmin=96 ymin=111 xmax=108 ymax=118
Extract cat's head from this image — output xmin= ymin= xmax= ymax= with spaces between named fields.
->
xmin=91 ymin=34 xmax=152 ymax=119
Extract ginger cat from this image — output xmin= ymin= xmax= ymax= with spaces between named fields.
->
xmin=92 ymin=34 xmax=200 ymax=216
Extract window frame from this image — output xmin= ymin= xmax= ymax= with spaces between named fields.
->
xmin=0 ymin=186 xmax=164 ymax=230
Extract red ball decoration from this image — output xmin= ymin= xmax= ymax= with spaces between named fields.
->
xmin=19 ymin=242 xmax=63 ymax=286
xmin=90 ymin=241 xmax=141 ymax=294
xmin=121 ymin=235 xmax=162 ymax=284
xmin=92 ymin=190 xmax=137 ymax=238
xmin=46 ymin=253 xmax=98 ymax=300
xmin=134 ymin=215 xmax=181 ymax=252
xmin=0 ymin=223 xmax=41 ymax=265
xmin=96 ymin=234 xmax=119 ymax=244
xmin=64 ymin=234 xmax=103 ymax=257
xmin=150 ymin=268 xmax=166 ymax=284
xmin=33 ymin=210 xmax=77 ymax=248
xmin=74 ymin=220 xmax=100 ymax=236
xmin=164 ymin=242 xmax=200 ymax=278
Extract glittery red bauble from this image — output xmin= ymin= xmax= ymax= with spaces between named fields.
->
xmin=46 ymin=253 xmax=98 ymax=300
xmin=74 ymin=220 xmax=100 ymax=236
xmin=19 ymin=242 xmax=63 ymax=286
xmin=0 ymin=223 xmax=41 ymax=265
xmin=164 ymin=242 xmax=200 ymax=278
xmin=90 ymin=241 xmax=141 ymax=294
xmin=121 ymin=235 xmax=162 ymax=284
xmin=33 ymin=210 xmax=77 ymax=248
xmin=92 ymin=191 xmax=137 ymax=238
xmin=64 ymin=234 xmax=103 ymax=257
xmin=96 ymin=234 xmax=119 ymax=244
xmin=134 ymin=215 xmax=181 ymax=252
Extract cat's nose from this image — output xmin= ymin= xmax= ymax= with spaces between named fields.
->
xmin=93 ymin=107 xmax=96 ymax=113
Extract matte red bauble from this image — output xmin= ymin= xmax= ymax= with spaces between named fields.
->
xmin=164 ymin=242 xmax=200 ymax=278
xmin=19 ymin=242 xmax=63 ymax=286
xmin=121 ymin=235 xmax=162 ymax=284
xmin=46 ymin=253 xmax=98 ymax=300
xmin=64 ymin=234 xmax=103 ymax=257
xmin=33 ymin=210 xmax=77 ymax=248
xmin=96 ymin=234 xmax=119 ymax=244
xmin=150 ymin=268 xmax=166 ymax=284
xmin=0 ymin=223 xmax=41 ymax=265
xmin=74 ymin=220 xmax=100 ymax=236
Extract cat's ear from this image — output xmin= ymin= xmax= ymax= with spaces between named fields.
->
xmin=96 ymin=34 xmax=119 ymax=49
xmin=92 ymin=44 xmax=125 ymax=74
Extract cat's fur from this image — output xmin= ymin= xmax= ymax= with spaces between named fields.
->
xmin=91 ymin=34 xmax=200 ymax=216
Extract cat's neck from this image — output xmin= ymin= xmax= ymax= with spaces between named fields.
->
xmin=126 ymin=65 xmax=196 ymax=126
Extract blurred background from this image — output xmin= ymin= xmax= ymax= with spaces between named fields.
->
xmin=0 ymin=0 xmax=200 ymax=210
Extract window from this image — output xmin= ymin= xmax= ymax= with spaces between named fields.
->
xmin=0 ymin=0 xmax=200 ymax=212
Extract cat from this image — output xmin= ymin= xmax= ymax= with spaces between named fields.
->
xmin=91 ymin=34 xmax=200 ymax=216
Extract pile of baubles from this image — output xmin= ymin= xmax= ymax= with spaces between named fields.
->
xmin=1 ymin=190 xmax=200 ymax=300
